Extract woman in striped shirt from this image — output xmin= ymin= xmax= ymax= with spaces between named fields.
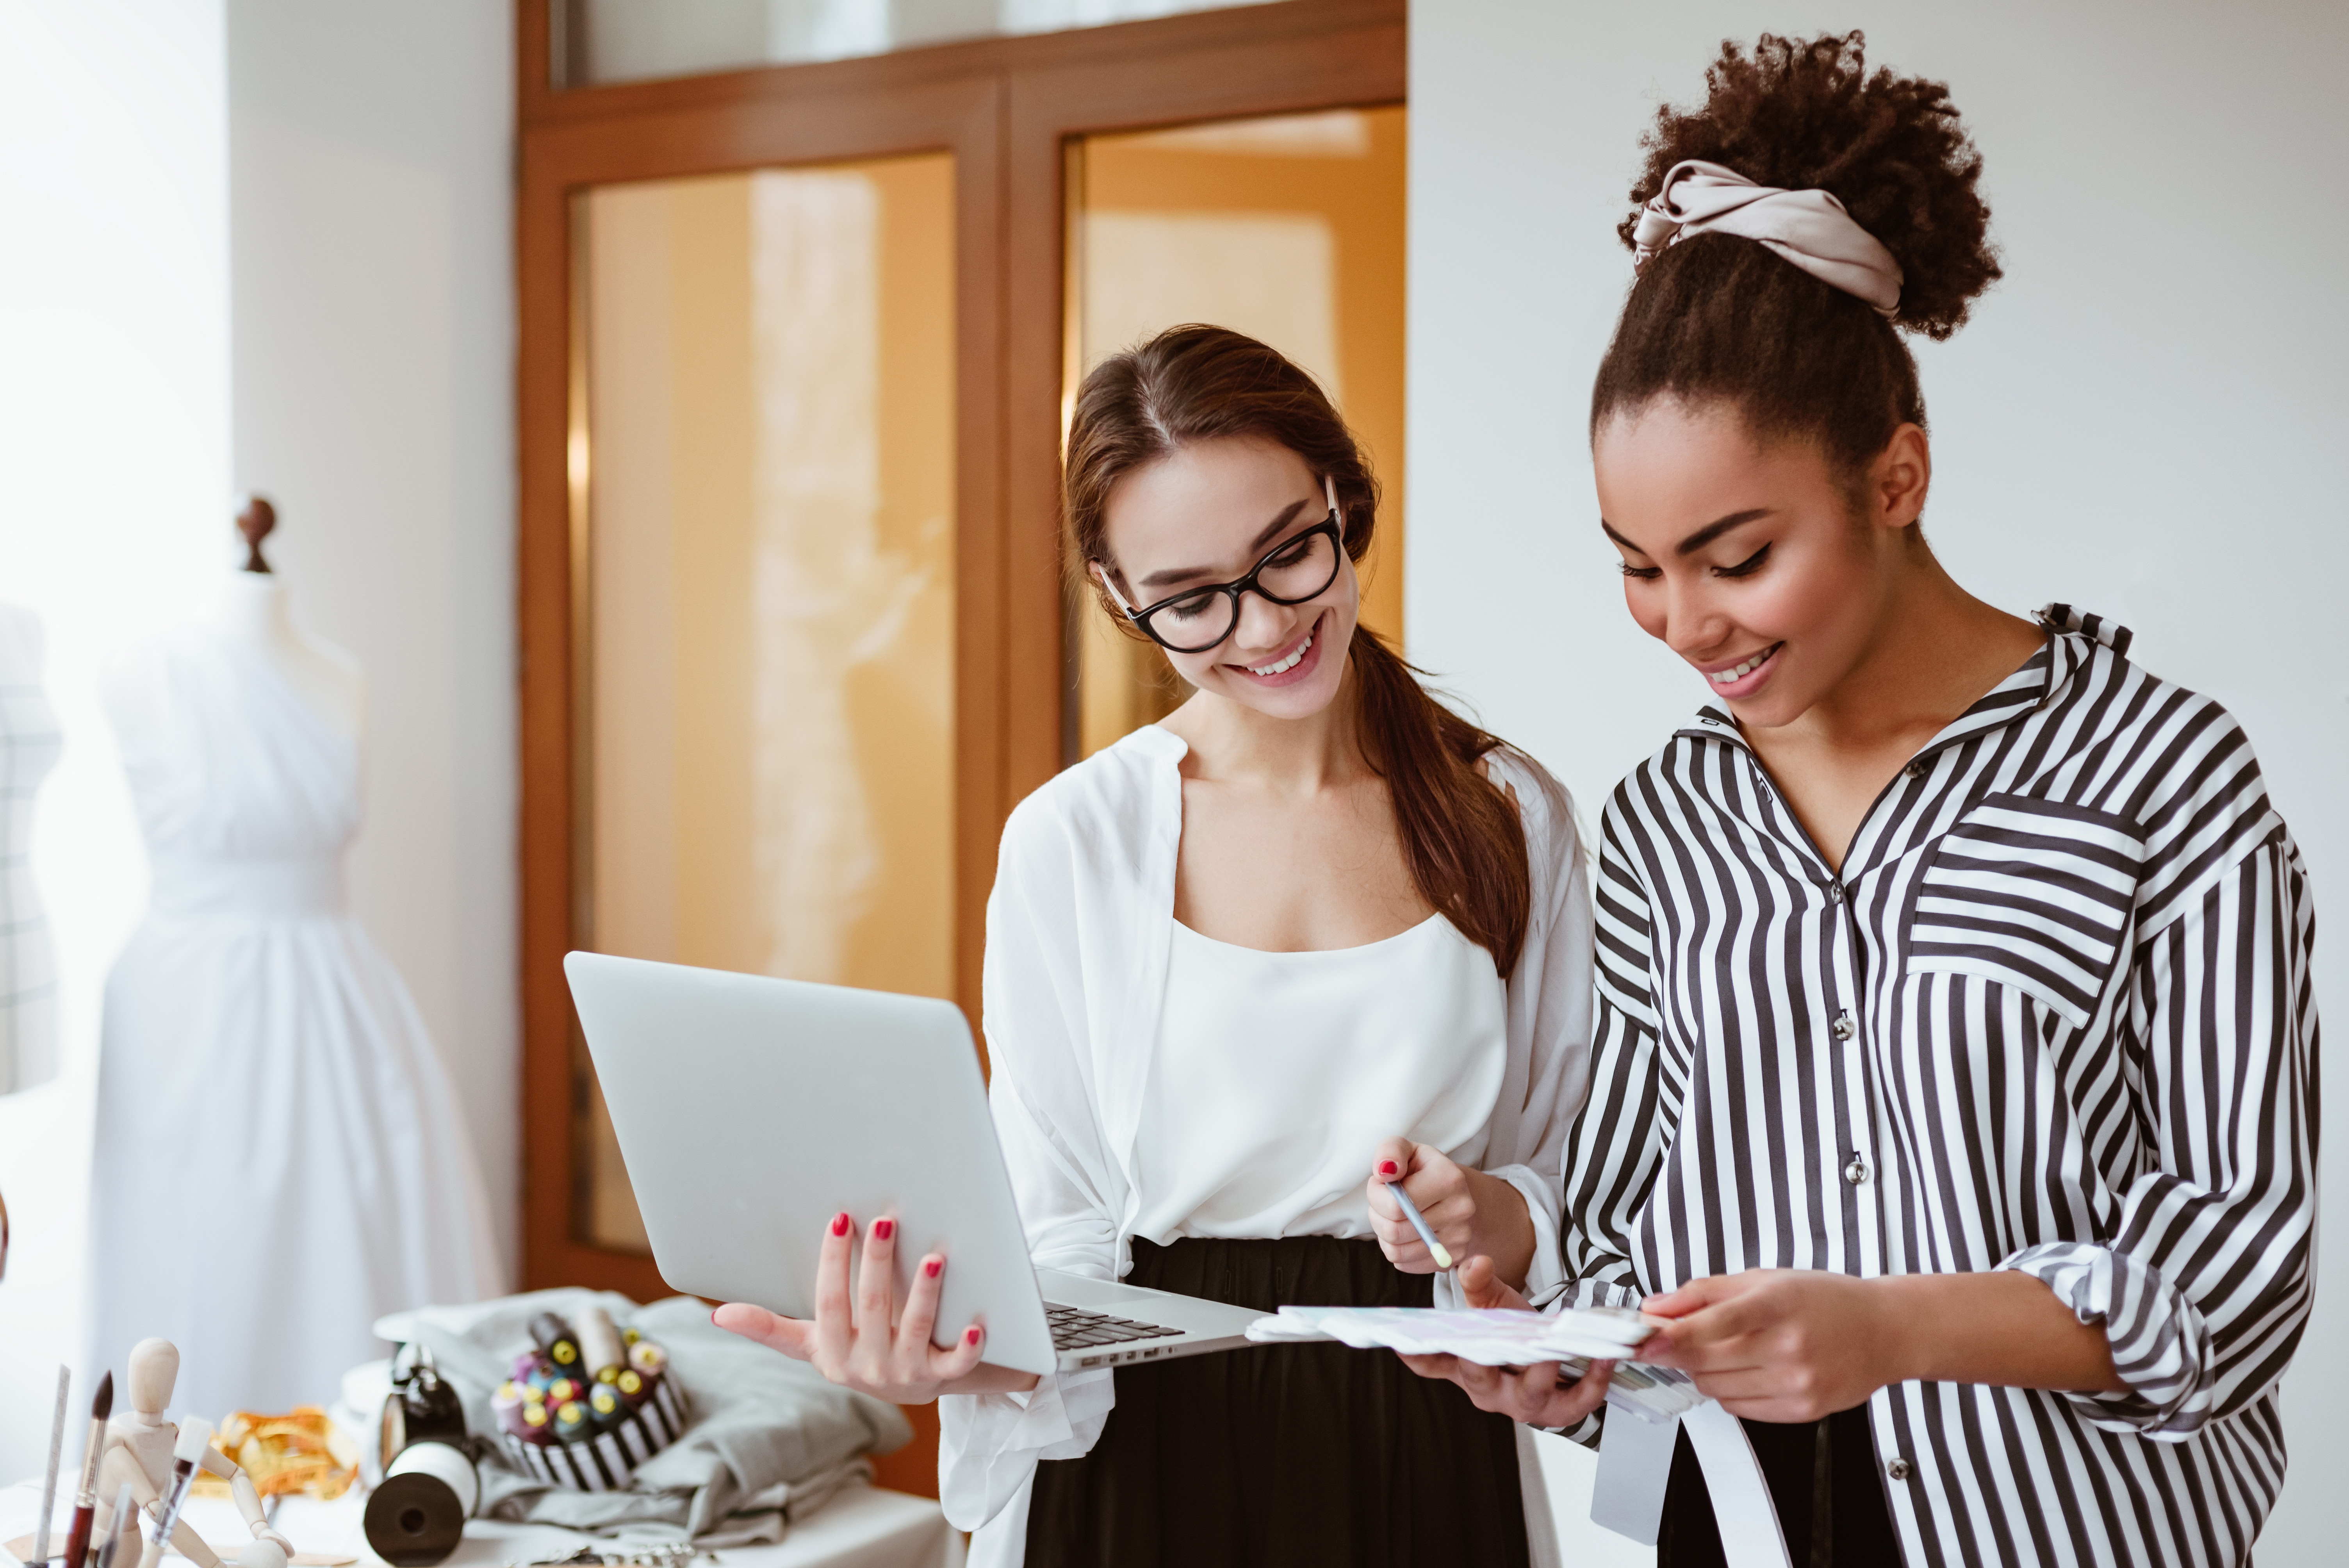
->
xmin=1408 ymin=33 xmax=2317 ymax=1566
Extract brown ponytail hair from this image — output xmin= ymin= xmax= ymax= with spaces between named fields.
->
xmin=1066 ymin=324 xmax=1532 ymax=975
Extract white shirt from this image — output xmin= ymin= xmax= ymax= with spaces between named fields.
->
xmin=1131 ymin=914 xmax=1508 ymax=1244
xmin=939 ymin=723 xmax=1593 ymax=1554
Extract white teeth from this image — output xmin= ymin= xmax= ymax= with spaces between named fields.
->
xmin=1710 ymin=645 xmax=1779 ymax=684
xmin=1248 ymin=629 xmax=1313 ymax=677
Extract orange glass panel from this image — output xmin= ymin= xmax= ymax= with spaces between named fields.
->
xmin=570 ymin=155 xmax=956 ymax=1251
xmin=1064 ymin=105 xmax=1406 ymax=760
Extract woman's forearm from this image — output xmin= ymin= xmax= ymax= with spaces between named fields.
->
xmin=1463 ymin=1167 xmax=1538 ymax=1292
xmin=1879 ymin=1271 xmax=2124 ymax=1393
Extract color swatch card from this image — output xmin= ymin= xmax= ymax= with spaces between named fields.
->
xmin=1244 ymin=1304 xmax=1704 ymax=1418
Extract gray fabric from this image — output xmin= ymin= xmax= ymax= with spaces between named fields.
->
xmin=374 ymin=1288 xmax=911 ymax=1539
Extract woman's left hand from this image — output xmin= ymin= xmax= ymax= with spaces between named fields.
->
xmin=1638 ymin=1270 xmax=1905 ymax=1423
xmin=1365 ymin=1138 xmax=1535 ymax=1289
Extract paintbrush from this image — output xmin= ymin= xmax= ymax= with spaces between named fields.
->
xmin=92 ymin=1485 xmax=134 ymax=1568
xmin=35 ymin=1366 xmax=68 ymax=1565
xmin=137 ymin=1418 xmax=211 ymax=1568
xmin=60 ymin=1371 xmax=115 ymax=1568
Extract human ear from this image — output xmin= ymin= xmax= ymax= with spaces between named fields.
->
xmin=1868 ymin=423 xmax=1932 ymax=530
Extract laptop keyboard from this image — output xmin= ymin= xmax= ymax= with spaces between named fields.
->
xmin=1046 ymin=1303 xmax=1183 ymax=1351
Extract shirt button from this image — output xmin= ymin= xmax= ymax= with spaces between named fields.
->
xmin=1831 ymin=1011 xmax=1855 ymax=1041
xmin=1829 ymin=882 xmax=1845 ymax=903
xmin=1887 ymin=1457 xmax=1912 ymax=1481
xmin=1844 ymin=1155 xmax=1871 ymax=1185
xmin=1904 ymin=758 xmax=1927 ymax=779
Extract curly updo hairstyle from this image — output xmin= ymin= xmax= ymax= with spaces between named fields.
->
xmin=1591 ymin=32 xmax=2002 ymax=476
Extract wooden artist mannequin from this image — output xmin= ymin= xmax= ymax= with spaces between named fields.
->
xmin=100 ymin=498 xmax=367 ymax=745
xmin=93 ymin=1339 xmax=295 ymax=1566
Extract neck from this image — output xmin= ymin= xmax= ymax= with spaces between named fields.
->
xmin=1789 ymin=550 xmax=2041 ymax=752
xmin=210 ymin=571 xmax=294 ymax=646
xmin=1175 ymin=654 xmax=1369 ymax=793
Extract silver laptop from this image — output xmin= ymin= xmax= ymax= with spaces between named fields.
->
xmin=564 ymin=951 xmax=1267 ymax=1377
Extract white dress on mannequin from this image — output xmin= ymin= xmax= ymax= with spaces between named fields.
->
xmin=88 ymin=577 xmax=502 ymax=1417
xmin=0 ymin=603 xmax=63 ymax=1095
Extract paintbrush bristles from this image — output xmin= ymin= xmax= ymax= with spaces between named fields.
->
xmin=171 ymin=1417 xmax=212 ymax=1464
xmin=93 ymin=1368 xmax=114 ymax=1421
xmin=95 ymin=1483 xmax=135 ymax=1568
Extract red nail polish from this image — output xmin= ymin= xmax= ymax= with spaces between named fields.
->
xmin=831 ymin=1213 xmax=850 ymax=1237
xmin=924 ymin=1258 xmax=942 ymax=1278
xmin=1378 ymin=1160 xmax=1399 ymax=1177
xmin=965 ymin=1327 xmax=982 ymax=1345
xmin=709 ymin=1309 xmax=718 ymax=1325
xmin=875 ymin=1218 xmax=895 ymax=1241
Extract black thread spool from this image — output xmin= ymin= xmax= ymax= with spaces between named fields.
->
xmin=364 ymin=1443 xmax=476 ymax=1567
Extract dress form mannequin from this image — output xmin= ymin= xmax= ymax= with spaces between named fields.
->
xmin=92 ymin=1339 xmax=294 ymax=1567
xmin=86 ymin=495 xmax=502 ymax=1420
xmin=100 ymin=499 xmax=365 ymax=744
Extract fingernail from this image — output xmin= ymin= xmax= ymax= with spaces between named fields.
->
xmin=830 ymin=1212 xmax=850 ymax=1237
xmin=709 ymin=1309 xmax=718 ymax=1325
xmin=1378 ymin=1160 xmax=1399 ymax=1177
xmin=875 ymin=1218 xmax=895 ymax=1241
xmin=965 ymin=1327 xmax=983 ymax=1345
xmin=924 ymin=1258 xmax=942 ymax=1278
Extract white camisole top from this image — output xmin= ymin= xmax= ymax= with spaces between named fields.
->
xmin=1128 ymin=912 xmax=1510 ymax=1245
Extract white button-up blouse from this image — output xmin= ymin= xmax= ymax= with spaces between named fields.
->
xmin=938 ymin=723 xmax=1595 ymax=1538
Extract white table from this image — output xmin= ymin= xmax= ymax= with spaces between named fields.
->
xmin=2 ymin=1480 xmax=962 ymax=1568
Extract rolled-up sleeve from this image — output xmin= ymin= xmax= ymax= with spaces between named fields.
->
xmin=2001 ymin=835 xmax=2318 ymax=1437
xmin=1442 ymin=755 xmax=1595 ymax=1311
xmin=937 ymin=800 xmax=1125 ymax=1529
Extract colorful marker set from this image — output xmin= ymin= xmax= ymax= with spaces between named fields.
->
xmin=494 ymin=1308 xmax=669 ymax=1449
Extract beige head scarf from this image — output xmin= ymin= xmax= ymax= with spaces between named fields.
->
xmin=1631 ymin=159 xmax=1903 ymax=319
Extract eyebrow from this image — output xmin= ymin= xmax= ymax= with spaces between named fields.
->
xmin=1601 ymin=507 xmax=1774 ymax=559
xmin=1135 ymin=498 xmax=1315 ymax=590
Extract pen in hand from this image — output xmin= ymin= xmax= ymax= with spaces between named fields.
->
xmin=1378 ymin=1165 xmax=1455 ymax=1272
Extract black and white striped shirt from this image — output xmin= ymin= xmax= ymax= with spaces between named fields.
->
xmin=1561 ymin=606 xmax=2317 ymax=1566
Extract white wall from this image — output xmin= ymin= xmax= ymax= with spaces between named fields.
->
xmin=0 ymin=1 xmax=514 ymax=1477
xmin=225 ymin=0 xmax=519 ymax=1280
xmin=1409 ymin=1 xmax=2348 ymax=1561
xmin=0 ymin=0 xmax=232 ymax=1484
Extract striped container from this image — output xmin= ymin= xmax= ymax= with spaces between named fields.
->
xmin=499 ymin=1373 xmax=688 ymax=1491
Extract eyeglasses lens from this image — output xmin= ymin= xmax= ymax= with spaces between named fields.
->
xmin=1141 ymin=527 xmax=1339 ymax=652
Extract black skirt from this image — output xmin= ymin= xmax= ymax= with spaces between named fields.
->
xmin=1024 ymin=1235 xmax=1531 ymax=1568
xmin=1656 ymin=1404 xmax=1901 ymax=1567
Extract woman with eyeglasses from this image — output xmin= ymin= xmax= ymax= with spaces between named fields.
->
xmin=716 ymin=324 xmax=1594 ymax=1566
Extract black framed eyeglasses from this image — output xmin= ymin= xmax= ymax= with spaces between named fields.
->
xmin=1097 ymin=476 xmax=1346 ymax=654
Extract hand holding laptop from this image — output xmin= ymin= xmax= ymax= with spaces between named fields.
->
xmin=566 ymin=953 xmax=1275 ymax=1389
xmin=712 ymin=1213 xmax=1041 ymax=1403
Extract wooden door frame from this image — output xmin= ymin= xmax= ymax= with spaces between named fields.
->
xmin=512 ymin=0 xmax=1404 ymax=1381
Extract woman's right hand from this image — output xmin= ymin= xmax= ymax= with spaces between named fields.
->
xmin=714 ymin=1212 xmax=1035 ymax=1402
xmin=1396 ymin=1254 xmax=1615 ymax=1429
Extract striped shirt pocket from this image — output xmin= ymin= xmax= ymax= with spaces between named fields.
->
xmin=1905 ymin=795 xmax=2145 ymax=1028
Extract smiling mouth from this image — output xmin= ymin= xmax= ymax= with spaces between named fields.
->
xmin=1707 ymin=643 xmax=1782 ymax=685
xmin=1244 ymin=626 xmax=1314 ymax=677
